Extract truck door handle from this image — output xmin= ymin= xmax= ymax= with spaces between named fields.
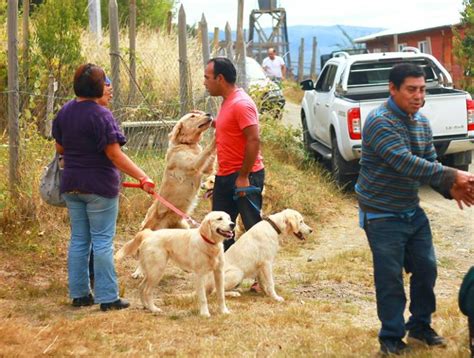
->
xmin=325 ymin=103 xmax=330 ymax=108
xmin=316 ymin=102 xmax=320 ymax=106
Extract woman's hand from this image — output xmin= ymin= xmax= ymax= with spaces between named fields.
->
xmin=139 ymin=177 xmax=155 ymax=194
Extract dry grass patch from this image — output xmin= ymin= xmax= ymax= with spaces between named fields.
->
xmin=282 ymin=80 xmax=305 ymax=104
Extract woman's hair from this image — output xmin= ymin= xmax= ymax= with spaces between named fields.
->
xmin=73 ymin=63 xmax=105 ymax=98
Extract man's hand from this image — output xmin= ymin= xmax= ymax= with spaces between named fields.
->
xmin=235 ymin=175 xmax=250 ymax=197
xmin=450 ymin=170 xmax=474 ymax=209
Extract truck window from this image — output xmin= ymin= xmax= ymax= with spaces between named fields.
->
xmin=347 ymin=59 xmax=437 ymax=88
xmin=315 ymin=64 xmax=338 ymax=92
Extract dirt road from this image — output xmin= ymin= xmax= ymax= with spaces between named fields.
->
xmin=281 ymin=100 xmax=474 ymax=296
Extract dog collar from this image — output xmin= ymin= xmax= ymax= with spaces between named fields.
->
xmin=201 ymin=234 xmax=216 ymax=245
xmin=263 ymin=217 xmax=282 ymax=234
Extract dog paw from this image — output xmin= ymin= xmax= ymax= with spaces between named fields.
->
xmin=273 ymin=295 xmax=285 ymax=302
xmin=225 ymin=291 xmax=241 ymax=298
xmin=131 ymin=272 xmax=144 ymax=280
xmin=200 ymin=310 xmax=211 ymax=317
xmin=148 ymin=306 xmax=162 ymax=314
xmin=220 ymin=307 xmax=231 ymax=314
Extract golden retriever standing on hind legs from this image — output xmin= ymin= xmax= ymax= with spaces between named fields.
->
xmin=141 ymin=110 xmax=216 ymax=230
xmin=115 ymin=211 xmax=235 ymax=317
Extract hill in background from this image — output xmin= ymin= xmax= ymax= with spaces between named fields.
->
xmin=212 ymin=24 xmax=383 ymax=75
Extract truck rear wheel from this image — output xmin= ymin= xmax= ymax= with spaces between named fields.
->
xmin=331 ymin=135 xmax=358 ymax=188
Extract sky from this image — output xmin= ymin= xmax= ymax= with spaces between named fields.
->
xmin=176 ymin=0 xmax=465 ymax=31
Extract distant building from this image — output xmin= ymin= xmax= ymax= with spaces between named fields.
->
xmin=354 ymin=22 xmax=465 ymax=88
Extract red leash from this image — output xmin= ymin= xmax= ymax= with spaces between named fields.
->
xmin=122 ymin=182 xmax=200 ymax=227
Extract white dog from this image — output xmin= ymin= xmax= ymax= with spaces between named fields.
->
xmin=115 ymin=211 xmax=234 ymax=317
xmin=206 ymin=209 xmax=312 ymax=301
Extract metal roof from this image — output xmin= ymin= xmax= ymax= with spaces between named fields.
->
xmin=354 ymin=21 xmax=460 ymax=43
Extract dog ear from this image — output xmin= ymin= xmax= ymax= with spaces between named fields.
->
xmin=284 ymin=212 xmax=299 ymax=234
xmin=199 ymin=215 xmax=213 ymax=239
xmin=169 ymin=121 xmax=183 ymax=144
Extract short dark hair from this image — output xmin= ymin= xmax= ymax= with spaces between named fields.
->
xmin=389 ymin=63 xmax=425 ymax=89
xmin=73 ymin=63 xmax=105 ymax=98
xmin=208 ymin=57 xmax=237 ymax=84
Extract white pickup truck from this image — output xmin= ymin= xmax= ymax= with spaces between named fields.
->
xmin=300 ymin=49 xmax=474 ymax=185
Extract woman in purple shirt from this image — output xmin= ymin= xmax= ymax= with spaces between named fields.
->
xmin=52 ymin=63 xmax=154 ymax=311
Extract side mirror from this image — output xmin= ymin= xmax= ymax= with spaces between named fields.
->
xmin=300 ymin=79 xmax=314 ymax=91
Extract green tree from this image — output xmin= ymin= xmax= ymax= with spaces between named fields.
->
xmin=32 ymin=0 xmax=84 ymax=94
xmin=100 ymin=0 xmax=175 ymax=28
xmin=454 ymin=0 xmax=474 ymax=92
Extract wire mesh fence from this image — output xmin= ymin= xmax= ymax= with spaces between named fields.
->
xmin=0 ymin=25 xmax=217 ymax=185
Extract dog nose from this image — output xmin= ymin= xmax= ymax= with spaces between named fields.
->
xmin=230 ymin=222 xmax=235 ymax=230
xmin=206 ymin=113 xmax=212 ymax=119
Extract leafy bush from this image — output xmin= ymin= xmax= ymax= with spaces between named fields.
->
xmin=32 ymin=0 xmax=84 ymax=95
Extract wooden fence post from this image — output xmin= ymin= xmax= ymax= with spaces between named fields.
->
xmin=166 ymin=10 xmax=172 ymax=35
xmin=178 ymin=4 xmax=189 ymax=116
xmin=235 ymin=0 xmax=247 ymax=90
xmin=88 ymin=0 xmax=102 ymax=41
xmin=225 ymin=22 xmax=233 ymax=60
xmin=129 ymin=0 xmax=137 ymax=103
xmin=310 ymin=36 xmax=317 ymax=80
xmin=200 ymin=14 xmax=210 ymax=68
xmin=298 ymin=37 xmax=304 ymax=83
xmin=22 ymin=0 xmax=30 ymax=93
xmin=8 ymin=0 xmax=20 ymax=197
xmin=213 ymin=27 xmax=219 ymax=56
xmin=109 ymin=0 xmax=121 ymax=115
xmin=44 ymin=74 xmax=56 ymax=139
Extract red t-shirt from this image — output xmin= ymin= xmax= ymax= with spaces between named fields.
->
xmin=215 ymin=88 xmax=264 ymax=176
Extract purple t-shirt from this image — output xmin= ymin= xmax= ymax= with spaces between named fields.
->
xmin=52 ymin=99 xmax=126 ymax=198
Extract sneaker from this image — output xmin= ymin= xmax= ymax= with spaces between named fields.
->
xmin=379 ymin=338 xmax=410 ymax=356
xmin=250 ymin=281 xmax=262 ymax=293
xmin=100 ymin=298 xmax=130 ymax=312
xmin=72 ymin=293 xmax=94 ymax=307
xmin=408 ymin=325 xmax=447 ymax=347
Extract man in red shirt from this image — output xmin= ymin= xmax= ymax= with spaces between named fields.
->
xmin=204 ymin=57 xmax=265 ymax=251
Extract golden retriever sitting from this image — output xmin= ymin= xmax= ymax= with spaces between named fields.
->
xmin=206 ymin=209 xmax=312 ymax=301
xmin=141 ymin=111 xmax=216 ymax=230
xmin=115 ymin=211 xmax=235 ymax=317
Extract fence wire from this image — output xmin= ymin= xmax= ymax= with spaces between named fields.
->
xmin=0 ymin=28 xmax=217 ymax=184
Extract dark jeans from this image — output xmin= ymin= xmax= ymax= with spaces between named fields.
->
xmin=363 ymin=206 xmax=437 ymax=339
xmin=469 ymin=316 xmax=474 ymax=358
xmin=212 ymin=169 xmax=265 ymax=251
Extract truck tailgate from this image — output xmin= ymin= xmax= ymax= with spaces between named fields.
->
xmin=357 ymin=93 xmax=468 ymax=138
xmin=420 ymin=93 xmax=467 ymax=137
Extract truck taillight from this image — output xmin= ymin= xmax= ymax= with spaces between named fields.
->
xmin=348 ymin=108 xmax=361 ymax=140
xmin=467 ymin=99 xmax=474 ymax=131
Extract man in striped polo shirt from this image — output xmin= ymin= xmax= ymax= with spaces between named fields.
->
xmin=355 ymin=63 xmax=474 ymax=355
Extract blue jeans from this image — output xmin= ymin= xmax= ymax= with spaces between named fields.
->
xmin=363 ymin=206 xmax=437 ymax=339
xmin=63 ymin=193 xmax=119 ymax=303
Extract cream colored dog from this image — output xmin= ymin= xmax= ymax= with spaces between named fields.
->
xmin=141 ymin=111 xmax=216 ymax=230
xmin=115 ymin=211 xmax=235 ymax=317
xmin=206 ymin=209 xmax=312 ymax=301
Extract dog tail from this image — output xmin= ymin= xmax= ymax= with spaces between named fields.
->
xmin=115 ymin=229 xmax=152 ymax=261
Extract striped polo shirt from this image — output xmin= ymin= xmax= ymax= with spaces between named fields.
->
xmin=355 ymin=97 xmax=456 ymax=213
